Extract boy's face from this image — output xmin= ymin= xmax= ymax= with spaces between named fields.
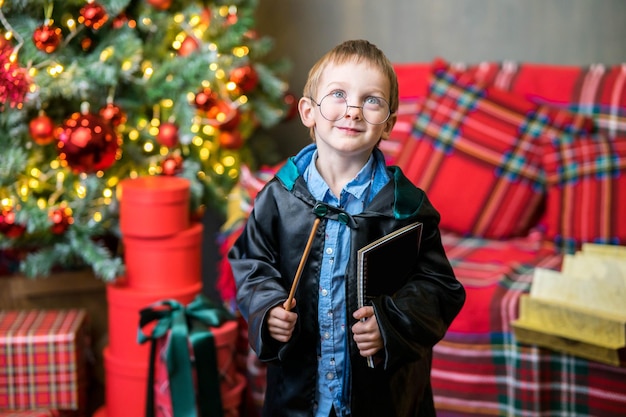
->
xmin=298 ymin=59 xmax=396 ymax=159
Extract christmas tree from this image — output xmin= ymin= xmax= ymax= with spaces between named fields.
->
xmin=0 ymin=0 xmax=294 ymax=280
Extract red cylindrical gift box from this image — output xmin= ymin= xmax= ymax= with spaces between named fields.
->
xmin=123 ymin=222 xmax=203 ymax=290
xmin=106 ymin=281 xmax=202 ymax=363
xmin=103 ymin=348 xmax=147 ymax=417
xmin=118 ymin=176 xmax=190 ymax=239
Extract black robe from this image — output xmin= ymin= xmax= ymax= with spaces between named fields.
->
xmin=229 ymin=146 xmax=466 ymax=417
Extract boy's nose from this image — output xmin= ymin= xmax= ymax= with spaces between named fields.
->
xmin=345 ymin=104 xmax=363 ymax=119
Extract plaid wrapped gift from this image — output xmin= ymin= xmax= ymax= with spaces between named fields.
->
xmin=0 ymin=411 xmax=60 ymax=416
xmin=138 ymin=295 xmax=241 ymax=417
xmin=0 ymin=310 xmax=87 ymax=413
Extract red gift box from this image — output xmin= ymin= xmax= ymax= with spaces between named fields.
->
xmin=102 ymin=348 xmax=147 ymax=417
xmin=152 ymin=321 xmax=244 ymax=417
xmin=0 ymin=310 xmax=87 ymax=413
xmin=123 ymin=222 xmax=204 ymax=291
xmin=139 ymin=296 xmax=245 ymax=417
xmin=118 ymin=176 xmax=190 ymax=239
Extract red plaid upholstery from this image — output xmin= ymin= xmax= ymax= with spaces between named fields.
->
xmin=218 ymin=60 xmax=626 ymax=417
xmin=0 ymin=310 xmax=87 ymax=413
xmin=395 ymin=62 xmax=592 ymax=238
xmin=542 ymin=134 xmax=626 ymax=252
xmin=548 ymin=64 xmax=626 ymax=139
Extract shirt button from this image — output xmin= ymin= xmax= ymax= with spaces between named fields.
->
xmin=321 ymin=289 xmax=328 ymax=296
xmin=326 ymin=372 xmax=334 ymax=380
xmin=326 ymin=248 xmax=333 ymax=255
xmin=324 ymin=332 xmax=330 ymax=339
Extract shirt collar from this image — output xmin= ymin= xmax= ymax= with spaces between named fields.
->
xmin=305 ymin=150 xmax=377 ymax=203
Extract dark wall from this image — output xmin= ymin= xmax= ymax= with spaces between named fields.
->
xmin=256 ymin=0 xmax=626 ymax=158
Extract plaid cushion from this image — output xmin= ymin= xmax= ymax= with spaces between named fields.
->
xmin=380 ymin=96 xmax=422 ymax=164
xmin=395 ymin=62 xmax=592 ymax=238
xmin=468 ymin=61 xmax=626 ymax=139
xmin=559 ymin=64 xmax=626 ymax=139
xmin=383 ymin=64 xmax=433 ymax=164
xmin=542 ymin=134 xmax=626 ymax=252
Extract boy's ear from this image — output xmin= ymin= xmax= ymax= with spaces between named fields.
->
xmin=380 ymin=112 xmax=397 ymax=140
xmin=298 ymin=96 xmax=316 ymax=128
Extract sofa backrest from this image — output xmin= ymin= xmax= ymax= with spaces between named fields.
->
xmin=389 ymin=60 xmax=626 ymax=252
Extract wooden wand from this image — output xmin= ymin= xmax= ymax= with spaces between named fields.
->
xmin=284 ymin=217 xmax=321 ymax=311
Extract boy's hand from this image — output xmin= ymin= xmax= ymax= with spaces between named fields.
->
xmin=267 ymin=299 xmax=298 ymax=342
xmin=352 ymin=306 xmax=383 ymax=358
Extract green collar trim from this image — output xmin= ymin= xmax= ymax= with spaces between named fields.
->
xmin=276 ymin=156 xmax=300 ymax=191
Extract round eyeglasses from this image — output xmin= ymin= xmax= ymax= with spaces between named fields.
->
xmin=309 ymin=93 xmax=391 ymax=125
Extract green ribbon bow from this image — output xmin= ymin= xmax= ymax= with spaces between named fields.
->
xmin=138 ymin=294 xmax=235 ymax=417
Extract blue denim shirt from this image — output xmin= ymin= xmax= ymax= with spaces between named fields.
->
xmin=304 ymin=150 xmax=389 ymax=417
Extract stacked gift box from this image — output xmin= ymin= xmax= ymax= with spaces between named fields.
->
xmin=96 ymin=176 xmax=245 ymax=417
xmin=0 ymin=309 xmax=88 ymax=416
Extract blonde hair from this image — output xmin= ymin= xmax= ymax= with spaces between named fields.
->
xmin=302 ymin=39 xmax=398 ymax=140
xmin=303 ymin=39 xmax=399 ymax=113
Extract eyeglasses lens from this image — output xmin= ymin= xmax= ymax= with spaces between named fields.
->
xmin=318 ymin=95 xmax=389 ymax=125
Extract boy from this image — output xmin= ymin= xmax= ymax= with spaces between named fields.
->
xmin=229 ymin=39 xmax=466 ymax=417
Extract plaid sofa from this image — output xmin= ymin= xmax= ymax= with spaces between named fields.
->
xmin=218 ymin=60 xmax=626 ymax=416
xmin=388 ymin=60 xmax=626 ymax=416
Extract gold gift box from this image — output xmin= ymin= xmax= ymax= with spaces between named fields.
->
xmin=512 ymin=244 xmax=626 ymax=367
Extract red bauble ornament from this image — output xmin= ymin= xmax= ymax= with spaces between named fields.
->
xmin=206 ymin=100 xmax=240 ymax=130
xmin=1 ymin=41 xmax=30 ymax=110
xmin=33 ymin=24 xmax=62 ymax=53
xmin=0 ymin=207 xmax=26 ymax=238
xmin=29 ymin=113 xmax=56 ymax=145
xmin=178 ymin=36 xmax=199 ymax=56
xmin=243 ymin=30 xmax=258 ymax=40
xmin=156 ymin=122 xmax=179 ymax=148
xmin=49 ymin=205 xmax=74 ymax=235
xmin=56 ymin=112 xmax=121 ymax=173
xmin=225 ymin=11 xmax=238 ymax=26
xmin=79 ymin=2 xmax=109 ymax=30
xmin=229 ymin=65 xmax=259 ymax=93
xmin=218 ymin=130 xmax=243 ymax=150
xmin=80 ymin=36 xmax=94 ymax=52
xmin=217 ymin=107 xmax=241 ymax=131
xmin=161 ymin=154 xmax=183 ymax=176
xmin=283 ymin=92 xmax=298 ymax=121
xmin=146 ymin=0 xmax=173 ymax=11
xmin=200 ymin=8 xmax=212 ymax=27
xmin=99 ymin=103 xmax=127 ymax=127
xmin=194 ymin=88 xmax=218 ymax=111
xmin=112 ymin=12 xmax=130 ymax=29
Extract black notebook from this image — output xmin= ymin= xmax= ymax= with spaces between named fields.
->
xmin=356 ymin=221 xmax=423 ymax=367
xmin=357 ymin=222 xmax=423 ymax=310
